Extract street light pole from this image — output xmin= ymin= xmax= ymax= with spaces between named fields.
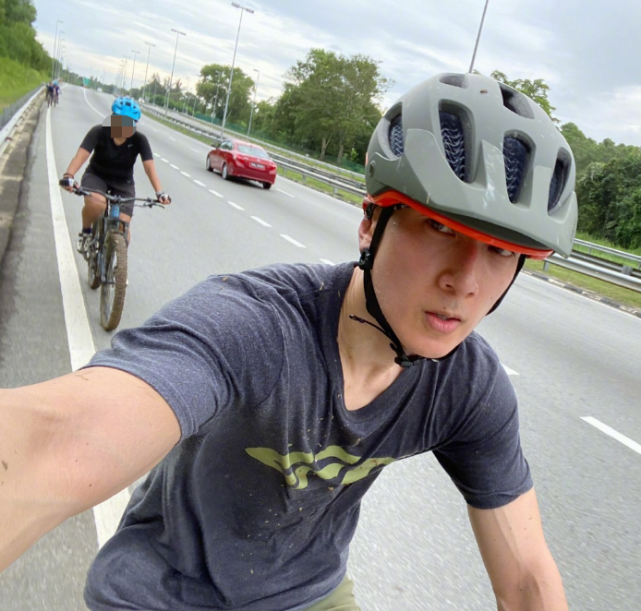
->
xmin=142 ymin=42 xmax=156 ymax=103
xmin=51 ymin=20 xmax=62 ymax=81
xmin=56 ymin=36 xmax=64 ymax=80
xmin=165 ymin=28 xmax=186 ymax=116
xmin=247 ymin=68 xmax=259 ymax=136
xmin=220 ymin=2 xmax=254 ymax=137
xmin=121 ymin=56 xmax=129 ymax=94
xmin=130 ymin=49 xmax=140 ymax=94
xmin=469 ymin=0 xmax=491 ymax=73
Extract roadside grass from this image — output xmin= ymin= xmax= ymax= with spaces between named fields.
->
xmin=524 ymin=259 xmax=641 ymax=310
xmin=0 ymin=58 xmax=46 ymax=110
xmin=574 ymin=231 xmax=641 ymax=266
xmin=144 ymin=108 xmax=641 ymax=312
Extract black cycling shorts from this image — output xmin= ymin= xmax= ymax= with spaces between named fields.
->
xmin=80 ymin=170 xmax=136 ymax=218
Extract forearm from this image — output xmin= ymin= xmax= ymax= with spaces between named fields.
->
xmin=495 ymin=560 xmax=568 ymax=611
xmin=64 ymin=148 xmax=91 ymax=178
xmin=0 ymin=388 xmax=73 ymax=572
xmin=143 ymin=161 xmax=163 ymax=193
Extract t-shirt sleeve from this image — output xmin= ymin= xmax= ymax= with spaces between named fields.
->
xmin=433 ymin=355 xmax=533 ymax=509
xmin=80 ymin=126 xmax=101 ymax=153
xmin=137 ymin=133 xmax=154 ymax=162
xmin=85 ymin=275 xmax=285 ymax=439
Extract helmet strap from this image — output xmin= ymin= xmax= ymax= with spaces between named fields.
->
xmin=353 ymin=206 xmax=425 ymax=368
xmin=487 ymin=254 xmax=527 ymax=314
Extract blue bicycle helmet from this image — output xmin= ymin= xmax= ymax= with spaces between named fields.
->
xmin=112 ymin=96 xmax=141 ymax=122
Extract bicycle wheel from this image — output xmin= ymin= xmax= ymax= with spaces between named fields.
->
xmin=87 ymin=223 xmax=101 ymax=289
xmin=100 ymin=232 xmax=128 ymax=331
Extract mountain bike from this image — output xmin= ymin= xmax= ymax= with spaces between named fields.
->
xmin=59 ymin=182 xmax=164 ymax=331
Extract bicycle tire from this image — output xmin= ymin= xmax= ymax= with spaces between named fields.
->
xmin=87 ymin=222 xmax=101 ymax=289
xmin=100 ymin=232 xmax=128 ymax=331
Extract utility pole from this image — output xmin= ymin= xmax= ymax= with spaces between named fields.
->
xmin=142 ymin=42 xmax=156 ymax=103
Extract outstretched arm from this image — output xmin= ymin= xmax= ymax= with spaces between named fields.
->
xmin=0 ymin=366 xmax=181 ymax=573
xmin=63 ymin=147 xmax=91 ymax=182
xmin=468 ymin=488 xmax=569 ymax=611
xmin=142 ymin=159 xmax=170 ymax=203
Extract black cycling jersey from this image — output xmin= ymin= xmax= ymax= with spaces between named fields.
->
xmin=80 ymin=125 xmax=153 ymax=182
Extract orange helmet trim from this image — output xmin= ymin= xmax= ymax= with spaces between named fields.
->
xmin=365 ymin=191 xmax=553 ymax=260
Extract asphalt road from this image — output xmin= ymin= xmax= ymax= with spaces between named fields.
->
xmin=0 ymin=85 xmax=639 ymax=611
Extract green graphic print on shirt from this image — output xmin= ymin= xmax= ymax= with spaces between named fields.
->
xmin=246 ymin=446 xmax=397 ymax=490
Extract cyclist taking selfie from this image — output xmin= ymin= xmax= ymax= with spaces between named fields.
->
xmin=1 ymin=73 xmax=576 ymax=610
xmin=61 ymin=96 xmax=171 ymax=253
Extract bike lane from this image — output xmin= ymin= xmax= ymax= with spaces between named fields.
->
xmin=0 ymin=103 xmax=96 ymax=611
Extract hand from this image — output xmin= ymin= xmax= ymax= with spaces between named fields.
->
xmin=59 ymin=176 xmax=77 ymax=193
xmin=156 ymin=192 xmax=171 ymax=205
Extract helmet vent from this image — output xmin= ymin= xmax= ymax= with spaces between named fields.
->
xmin=440 ymin=74 xmax=466 ymax=88
xmin=389 ymin=115 xmax=404 ymax=157
xmin=503 ymin=136 xmax=530 ymax=203
xmin=439 ymin=111 xmax=467 ymax=181
xmin=499 ymin=85 xmax=534 ymax=119
xmin=548 ymin=155 xmax=569 ymax=212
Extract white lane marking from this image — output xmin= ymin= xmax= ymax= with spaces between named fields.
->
xmin=277 ymin=189 xmax=294 ymax=198
xmin=161 ymin=158 xmax=168 ymax=163
xmin=153 ymin=152 xmax=160 ymax=157
xmin=45 ymin=109 xmax=130 ymax=549
xmin=251 ymin=216 xmax=271 ymax=227
xmin=502 ymin=365 xmax=519 ymax=376
xmin=228 ymin=201 xmax=244 ymax=210
xmin=170 ymin=164 xmax=179 ymax=170
xmin=153 ymin=128 xmax=158 ymax=132
xmin=581 ymin=417 xmax=641 ymax=456
xmin=320 ymin=258 xmax=335 ymax=265
xmin=280 ymin=234 xmax=306 ymax=248
xmin=209 ymin=189 xmax=223 ymax=198
xmin=82 ymin=88 xmax=105 ymax=118
xmin=181 ymin=171 xmax=191 ymax=178
xmin=191 ymin=148 xmax=200 ymax=153
xmin=193 ymin=180 xmax=206 ymax=187
xmin=170 ymin=137 xmax=176 ymax=141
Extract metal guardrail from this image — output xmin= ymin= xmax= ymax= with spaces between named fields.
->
xmin=0 ymin=86 xmax=44 ymax=156
xmin=141 ymin=104 xmax=641 ymax=295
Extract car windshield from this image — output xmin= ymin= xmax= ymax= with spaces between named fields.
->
xmin=238 ymin=145 xmax=269 ymax=159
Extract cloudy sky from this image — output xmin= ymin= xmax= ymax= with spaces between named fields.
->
xmin=35 ymin=0 xmax=641 ymax=146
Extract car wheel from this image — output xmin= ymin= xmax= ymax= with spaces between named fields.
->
xmin=206 ymin=156 xmax=212 ymax=172
xmin=262 ymin=182 xmax=272 ymax=190
xmin=222 ymin=163 xmax=230 ymax=180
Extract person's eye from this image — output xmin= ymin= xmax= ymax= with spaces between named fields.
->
xmin=427 ymin=219 xmax=455 ymax=235
xmin=490 ymin=246 xmax=517 ymax=258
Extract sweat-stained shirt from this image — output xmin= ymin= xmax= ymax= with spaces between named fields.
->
xmin=80 ymin=125 xmax=153 ymax=182
xmin=83 ymin=262 xmax=532 ymax=611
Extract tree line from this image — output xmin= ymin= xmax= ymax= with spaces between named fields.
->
xmin=0 ymin=0 xmax=50 ymax=72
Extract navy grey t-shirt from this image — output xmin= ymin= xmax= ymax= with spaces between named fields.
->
xmin=84 ymin=262 xmax=532 ymax=611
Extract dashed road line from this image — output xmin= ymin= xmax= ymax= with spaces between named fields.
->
xmin=277 ymin=189 xmax=294 ymax=198
xmin=181 ymin=171 xmax=191 ymax=178
xmin=191 ymin=148 xmax=200 ymax=153
xmin=502 ymin=365 xmax=519 ymax=376
xmin=280 ymin=234 xmax=306 ymax=248
xmin=228 ymin=201 xmax=244 ymax=210
xmin=153 ymin=152 xmax=161 ymax=157
xmin=170 ymin=137 xmax=176 ymax=141
xmin=170 ymin=164 xmax=179 ymax=170
xmin=320 ymin=258 xmax=334 ymax=265
xmin=582 ymin=417 xmax=641 ymax=456
xmin=209 ymin=189 xmax=223 ymax=198
xmin=161 ymin=158 xmax=168 ymax=163
xmin=193 ymin=180 xmax=206 ymax=187
xmin=251 ymin=216 xmax=271 ymax=227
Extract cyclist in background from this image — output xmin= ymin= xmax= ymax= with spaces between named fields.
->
xmin=53 ymin=80 xmax=61 ymax=105
xmin=45 ymin=81 xmax=55 ymax=107
xmin=61 ymin=96 xmax=171 ymax=254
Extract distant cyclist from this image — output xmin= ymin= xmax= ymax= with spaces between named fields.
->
xmin=53 ymin=80 xmax=61 ymax=105
xmin=46 ymin=81 xmax=55 ymax=107
xmin=61 ymin=96 xmax=171 ymax=254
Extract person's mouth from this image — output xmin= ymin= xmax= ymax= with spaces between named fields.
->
xmin=425 ymin=310 xmax=462 ymax=333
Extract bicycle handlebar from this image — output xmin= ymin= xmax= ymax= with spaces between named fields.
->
xmin=58 ymin=179 xmax=166 ymax=207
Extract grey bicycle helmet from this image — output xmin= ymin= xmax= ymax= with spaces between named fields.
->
xmin=365 ymin=72 xmax=577 ymax=258
xmin=355 ymin=73 xmax=578 ymax=367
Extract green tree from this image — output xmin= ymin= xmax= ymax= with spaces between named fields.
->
xmin=491 ymin=70 xmax=557 ymax=122
xmin=197 ymin=64 xmax=253 ymax=124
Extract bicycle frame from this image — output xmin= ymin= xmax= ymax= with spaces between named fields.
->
xmin=93 ymin=200 xmax=130 ymax=285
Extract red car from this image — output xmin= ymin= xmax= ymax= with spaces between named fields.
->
xmin=206 ymin=138 xmax=277 ymax=189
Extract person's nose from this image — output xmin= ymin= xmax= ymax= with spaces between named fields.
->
xmin=437 ymin=238 xmax=481 ymax=297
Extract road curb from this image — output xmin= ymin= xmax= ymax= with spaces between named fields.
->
xmin=0 ymin=96 xmax=43 ymax=273
xmin=524 ymin=269 xmax=641 ymax=319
